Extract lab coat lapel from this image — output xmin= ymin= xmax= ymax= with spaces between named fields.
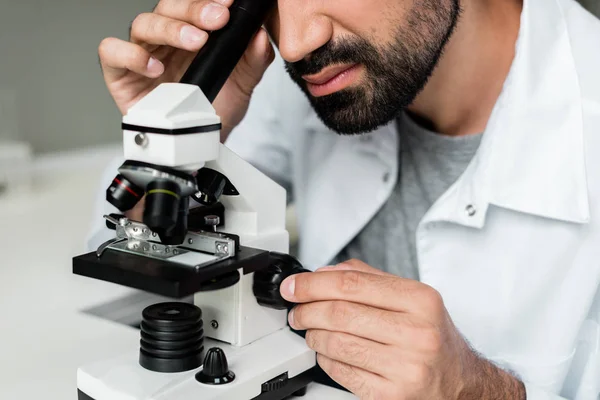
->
xmin=299 ymin=116 xmax=399 ymax=270
xmin=482 ymin=0 xmax=590 ymax=224
xmin=420 ymin=0 xmax=590 ymax=230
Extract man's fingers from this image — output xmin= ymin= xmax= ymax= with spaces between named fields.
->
xmin=316 ymin=354 xmax=391 ymax=400
xmin=227 ymin=28 xmax=275 ymax=97
xmin=124 ymin=195 xmax=146 ymax=222
xmin=305 ymin=330 xmax=396 ymax=377
xmin=244 ymin=28 xmax=275 ymax=70
xmin=99 ymin=37 xmax=164 ymax=81
xmin=130 ymin=13 xmax=210 ymax=51
xmin=281 ymin=269 xmax=438 ymax=314
xmin=153 ymin=0 xmax=231 ymax=32
xmin=289 ymin=301 xmax=409 ymax=345
xmin=316 ymin=259 xmax=393 ymax=277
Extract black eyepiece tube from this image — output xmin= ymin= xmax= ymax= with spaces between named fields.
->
xmin=179 ymin=0 xmax=276 ymax=103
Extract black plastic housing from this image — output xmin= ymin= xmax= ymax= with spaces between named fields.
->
xmin=139 ymin=302 xmax=205 ymax=373
xmin=72 ymin=246 xmax=270 ymax=298
xmin=180 ymin=0 xmax=276 ymax=102
xmin=253 ymin=252 xmax=311 ymax=310
xmin=143 ymin=180 xmax=182 ymax=239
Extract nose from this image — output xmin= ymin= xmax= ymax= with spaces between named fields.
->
xmin=274 ymin=1 xmax=333 ymax=63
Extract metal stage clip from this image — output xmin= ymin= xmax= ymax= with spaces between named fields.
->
xmin=97 ymin=215 xmax=236 ymax=270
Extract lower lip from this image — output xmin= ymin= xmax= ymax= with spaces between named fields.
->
xmin=305 ymin=65 xmax=361 ymax=97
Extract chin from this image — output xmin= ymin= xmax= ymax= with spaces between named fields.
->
xmin=309 ymin=98 xmax=401 ymax=136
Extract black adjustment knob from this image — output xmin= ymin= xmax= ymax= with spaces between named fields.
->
xmin=139 ymin=302 xmax=205 ymax=373
xmin=253 ymin=252 xmax=311 ymax=310
xmin=262 ymin=372 xmax=289 ymax=392
xmin=195 ymin=348 xmax=235 ymax=385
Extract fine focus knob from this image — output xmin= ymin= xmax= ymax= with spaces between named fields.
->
xmin=195 ymin=348 xmax=235 ymax=385
xmin=253 ymin=252 xmax=311 ymax=310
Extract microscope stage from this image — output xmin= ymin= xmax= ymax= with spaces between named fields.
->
xmin=73 ymin=245 xmax=270 ymax=298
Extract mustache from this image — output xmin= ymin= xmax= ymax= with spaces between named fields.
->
xmin=285 ymin=36 xmax=375 ymax=78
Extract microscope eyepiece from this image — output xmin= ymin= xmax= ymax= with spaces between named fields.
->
xmin=179 ymin=0 xmax=277 ymax=102
xmin=106 ymin=174 xmax=144 ymax=212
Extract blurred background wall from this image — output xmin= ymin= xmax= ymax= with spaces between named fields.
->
xmin=580 ymin=0 xmax=600 ymax=15
xmin=0 ymin=0 xmax=598 ymax=156
xmin=0 ymin=0 xmax=156 ymax=154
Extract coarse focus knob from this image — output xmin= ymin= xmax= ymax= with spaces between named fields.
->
xmin=139 ymin=302 xmax=204 ymax=373
xmin=253 ymin=252 xmax=311 ymax=310
xmin=195 ymin=348 xmax=235 ymax=385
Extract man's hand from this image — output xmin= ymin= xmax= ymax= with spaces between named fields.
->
xmin=98 ymin=0 xmax=275 ymax=139
xmin=280 ymin=259 xmax=526 ymax=400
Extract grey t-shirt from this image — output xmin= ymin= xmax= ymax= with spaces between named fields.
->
xmin=334 ymin=112 xmax=483 ymax=280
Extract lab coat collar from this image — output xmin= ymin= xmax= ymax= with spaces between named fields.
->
xmin=454 ymin=0 xmax=590 ymax=226
xmin=300 ymin=0 xmax=591 ymax=269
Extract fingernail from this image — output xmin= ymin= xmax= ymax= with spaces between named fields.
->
xmin=180 ymin=26 xmax=207 ymax=45
xmin=146 ymin=57 xmax=164 ymax=75
xmin=281 ymin=276 xmax=296 ymax=299
xmin=288 ymin=308 xmax=296 ymax=328
xmin=202 ymin=3 xmax=226 ymax=22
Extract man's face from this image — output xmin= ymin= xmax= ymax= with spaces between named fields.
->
xmin=266 ymin=0 xmax=461 ymax=135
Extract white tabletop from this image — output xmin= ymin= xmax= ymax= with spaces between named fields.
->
xmin=0 ymin=147 xmax=355 ymax=400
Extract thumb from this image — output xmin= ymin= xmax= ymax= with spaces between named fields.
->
xmin=230 ymin=27 xmax=275 ymax=97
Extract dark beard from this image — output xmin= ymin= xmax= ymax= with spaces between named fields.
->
xmin=284 ymin=0 xmax=462 ymax=135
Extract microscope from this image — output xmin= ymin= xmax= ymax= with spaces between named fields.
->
xmin=72 ymin=1 xmax=317 ymax=399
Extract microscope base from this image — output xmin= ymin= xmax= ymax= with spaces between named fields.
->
xmin=77 ymin=327 xmax=316 ymax=400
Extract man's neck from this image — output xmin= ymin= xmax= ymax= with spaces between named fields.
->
xmin=407 ymin=0 xmax=523 ymax=137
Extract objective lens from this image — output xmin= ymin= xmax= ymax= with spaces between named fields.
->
xmin=143 ymin=180 xmax=182 ymax=235
xmin=193 ymin=169 xmax=228 ymax=205
xmin=106 ymin=174 xmax=144 ymax=212
xmin=160 ymin=197 xmax=190 ymax=246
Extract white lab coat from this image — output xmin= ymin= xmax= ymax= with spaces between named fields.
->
xmin=89 ymin=0 xmax=600 ymax=397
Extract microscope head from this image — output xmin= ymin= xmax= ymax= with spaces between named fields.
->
xmin=105 ymin=0 xmax=277 ymax=245
xmin=105 ymin=83 xmax=220 ymax=244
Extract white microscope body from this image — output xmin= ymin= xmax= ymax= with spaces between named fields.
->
xmin=74 ymin=83 xmax=317 ymax=400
